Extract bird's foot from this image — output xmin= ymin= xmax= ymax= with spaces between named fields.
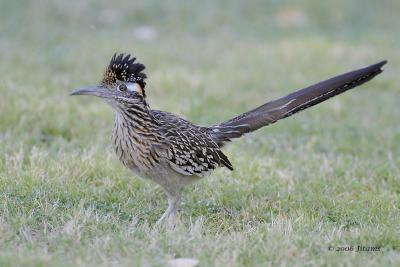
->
xmin=155 ymin=207 xmax=178 ymax=229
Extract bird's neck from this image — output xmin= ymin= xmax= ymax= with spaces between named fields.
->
xmin=114 ymin=103 xmax=153 ymax=131
xmin=112 ymin=104 xmax=160 ymax=172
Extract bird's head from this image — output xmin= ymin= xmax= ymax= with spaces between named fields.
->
xmin=70 ymin=53 xmax=148 ymax=109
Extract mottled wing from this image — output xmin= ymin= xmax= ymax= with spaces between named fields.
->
xmin=151 ymin=110 xmax=233 ymax=176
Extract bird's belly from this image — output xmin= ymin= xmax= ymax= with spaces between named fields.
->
xmin=138 ymin=161 xmax=203 ymax=193
xmin=112 ymin=127 xmax=203 ymax=193
xmin=118 ymin=147 xmax=202 ymax=193
xmin=114 ymin=145 xmax=155 ymax=175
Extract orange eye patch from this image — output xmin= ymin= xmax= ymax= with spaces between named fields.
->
xmin=127 ymin=83 xmax=144 ymax=96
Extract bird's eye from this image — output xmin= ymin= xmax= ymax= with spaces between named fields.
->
xmin=118 ymin=84 xmax=127 ymax=91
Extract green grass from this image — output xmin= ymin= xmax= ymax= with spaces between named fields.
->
xmin=1 ymin=0 xmax=400 ymax=266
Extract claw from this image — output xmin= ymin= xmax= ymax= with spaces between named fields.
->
xmin=155 ymin=193 xmax=180 ymax=228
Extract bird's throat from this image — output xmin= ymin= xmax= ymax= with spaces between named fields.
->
xmin=112 ymin=106 xmax=160 ymax=173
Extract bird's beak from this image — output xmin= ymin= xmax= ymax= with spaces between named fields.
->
xmin=70 ymin=85 xmax=110 ymax=98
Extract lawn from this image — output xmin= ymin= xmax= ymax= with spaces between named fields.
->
xmin=0 ymin=0 xmax=399 ymax=266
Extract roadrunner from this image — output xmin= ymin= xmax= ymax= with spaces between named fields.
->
xmin=71 ymin=53 xmax=386 ymax=225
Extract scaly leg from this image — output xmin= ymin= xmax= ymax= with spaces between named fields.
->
xmin=155 ymin=192 xmax=181 ymax=227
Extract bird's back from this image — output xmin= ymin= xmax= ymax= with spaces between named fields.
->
xmin=150 ymin=110 xmax=233 ymax=176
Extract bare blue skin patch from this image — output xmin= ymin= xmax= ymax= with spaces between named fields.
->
xmin=126 ymin=83 xmax=143 ymax=95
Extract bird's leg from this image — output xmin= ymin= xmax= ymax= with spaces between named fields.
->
xmin=156 ymin=191 xmax=181 ymax=227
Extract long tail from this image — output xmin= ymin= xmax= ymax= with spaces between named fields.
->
xmin=210 ymin=60 xmax=387 ymax=146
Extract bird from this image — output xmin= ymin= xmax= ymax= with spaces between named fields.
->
xmin=70 ymin=53 xmax=386 ymax=226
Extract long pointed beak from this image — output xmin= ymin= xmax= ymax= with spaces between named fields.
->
xmin=70 ymin=85 xmax=110 ymax=98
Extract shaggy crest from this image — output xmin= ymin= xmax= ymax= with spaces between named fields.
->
xmin=102 ymin=53 xmax=147 ymax=90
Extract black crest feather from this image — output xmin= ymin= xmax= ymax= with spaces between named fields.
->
xmin=103 ymin=53 xmax=147 ymax=89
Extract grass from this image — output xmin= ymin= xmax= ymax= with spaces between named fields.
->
xmin=1 ymin=0 xmax=400 ymax=266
